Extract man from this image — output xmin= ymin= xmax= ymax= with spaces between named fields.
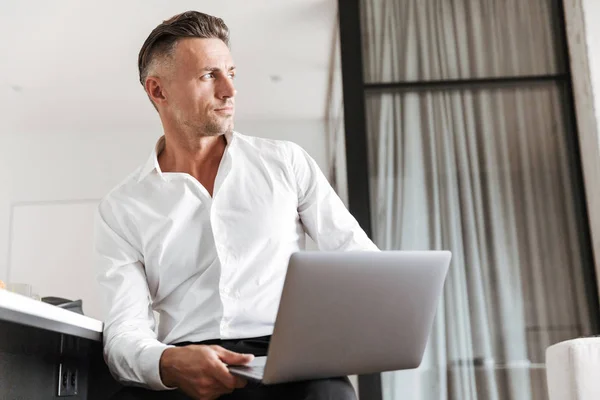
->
xmin=95 ymin=10 xmax=377 ymax=400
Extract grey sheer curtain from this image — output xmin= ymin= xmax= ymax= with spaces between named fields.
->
xmin=361 ymin=0 xmax=562 ymax=82
xmin=359 ymin=0 xmax=595 ymax=399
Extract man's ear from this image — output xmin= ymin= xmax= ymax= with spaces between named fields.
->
xmin=145 ymin=76 xmax=167 ymax=105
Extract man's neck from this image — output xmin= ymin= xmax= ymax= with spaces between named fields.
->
xmin=158 ymin=132 xmax=227 ymax=178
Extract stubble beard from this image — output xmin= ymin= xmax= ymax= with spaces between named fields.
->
xmin=182 ymin=113 xmax=234 ymax=138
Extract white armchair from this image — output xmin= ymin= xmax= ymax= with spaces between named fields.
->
xmin=546 ymin=338 xmax=600 ymax=399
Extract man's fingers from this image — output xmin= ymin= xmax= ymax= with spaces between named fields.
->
xmin=198 ymin=376 xmax=225 ymax=390
xmin=234 ymin=376 xmax=248 ymax=389
xmin=208 ymin=358 xmax=238 ymax=390
xmin=202 ymin=346 xmax=253 ymax=393
xmin=211 ymin=346 xmax=255 ymax=365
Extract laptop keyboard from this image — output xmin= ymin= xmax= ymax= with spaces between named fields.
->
xmin=229 ymin=356 xmax=268 ymax=381
xmin=241 ymin=364 xmax=264 ymax=378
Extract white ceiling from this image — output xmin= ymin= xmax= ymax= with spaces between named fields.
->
xmin=0 ymin=0 xmax=337 ymax=134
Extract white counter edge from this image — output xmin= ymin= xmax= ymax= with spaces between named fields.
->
xmin=0 ymin=290 xmax=103 ymax=342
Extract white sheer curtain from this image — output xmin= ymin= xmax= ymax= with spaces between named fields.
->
xmin=366 ymin=85 xmax=593 ymax=400
xmin=359 ymin=0 xmax=595 ymax=399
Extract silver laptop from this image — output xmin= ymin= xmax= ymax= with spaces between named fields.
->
xmin=228 ymin=250 xmax=451 ymax=384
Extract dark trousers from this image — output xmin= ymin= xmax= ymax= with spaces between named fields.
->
xmin=111 ymin=336 xmax=356 ymax=400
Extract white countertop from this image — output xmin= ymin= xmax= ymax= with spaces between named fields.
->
xmin=0 ymin=289 xmax=103 ymax=341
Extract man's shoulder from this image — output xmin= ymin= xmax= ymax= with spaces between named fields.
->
xmin=98 ymin=166 xmax=146 ymax=211
xmin=234 ymin=132 xmax=296 ymax=155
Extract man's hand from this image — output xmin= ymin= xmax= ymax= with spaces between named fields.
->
xmin=159 ymin=344 xmax=254 ymax=400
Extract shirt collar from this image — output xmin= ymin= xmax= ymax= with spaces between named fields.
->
xmin=138 ymin=131 xmax=236 ymax=182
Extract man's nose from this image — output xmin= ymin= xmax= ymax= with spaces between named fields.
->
xmin=217 ymin=76 xmax=236 ymax=99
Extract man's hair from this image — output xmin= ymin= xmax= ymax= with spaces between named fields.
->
xmin=138 ymin=11 xmax=230 ymax=87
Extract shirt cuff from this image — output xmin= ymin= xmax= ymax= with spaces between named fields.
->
xmin=140 ymin=343 xmax=177 ymax=391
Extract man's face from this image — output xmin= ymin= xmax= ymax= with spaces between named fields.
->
xmin=161 ymin=38 xmax=236 ymax=136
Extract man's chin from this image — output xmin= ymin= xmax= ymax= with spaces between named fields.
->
xmin=201 ymin=122 xmax=234 ymax=137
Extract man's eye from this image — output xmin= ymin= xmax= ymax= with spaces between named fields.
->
xmin=228 ymin=73 xmax=236 ymax=79
xmin=202 ymin=73 xmax=214 ymax=79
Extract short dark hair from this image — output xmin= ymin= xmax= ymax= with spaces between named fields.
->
xmin=138 ymin=11 xmax=230 ymax=86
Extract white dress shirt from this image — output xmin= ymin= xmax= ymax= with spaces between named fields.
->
xmin=94 ymin=131 xmax=377 ymax=390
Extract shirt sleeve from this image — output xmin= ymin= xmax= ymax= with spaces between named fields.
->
xmin=287 ymin=142 xmax=379 ymax=251
xmin=94 ymin=200 xmax=175 ymax=390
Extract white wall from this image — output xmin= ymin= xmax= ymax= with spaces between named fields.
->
xmin=325 ymin=18 xmax=349 ymax=207
xmin=0 ymin=119 xmax=329 ymax=320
